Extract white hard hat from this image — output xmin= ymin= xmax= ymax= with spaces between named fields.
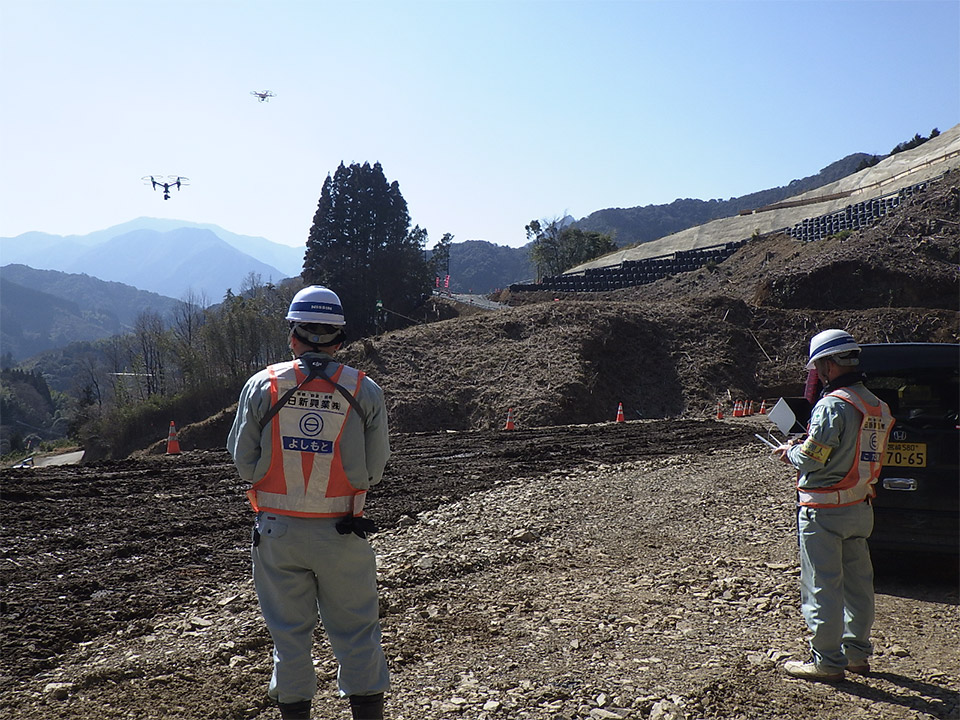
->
xmin=806 ymin=329 xmax=860 ymax=369
xmin=286 ymin=285 xmax=345 ymax=326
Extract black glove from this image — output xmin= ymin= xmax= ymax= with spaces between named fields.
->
xmin=335 ymin=515 xmax=379 ymax=539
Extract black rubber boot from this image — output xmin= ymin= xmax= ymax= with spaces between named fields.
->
xmin=278 ymin=699 xmax=311 ymax=719
xmin=349 ymin=692 xmax=384 ymax=720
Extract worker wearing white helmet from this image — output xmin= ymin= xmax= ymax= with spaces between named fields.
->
xmin=286 ymin=285 xmax=348 ymax=350
xmin=227 ymin=285 xmax=390 ymax=720
xmin=804 ymin=328 xmax=862 ymax=370
xmin=287 ymin=284 xmax=347 ymax=325
xmin=774 ymin=329 xmax=893 ymax=683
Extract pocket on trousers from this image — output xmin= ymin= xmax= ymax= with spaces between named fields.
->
xmin=257 ymin=515 xmax=288 ymax=540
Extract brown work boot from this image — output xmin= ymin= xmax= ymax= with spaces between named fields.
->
xmin=847 ymin=662 xmax=870 ymax=675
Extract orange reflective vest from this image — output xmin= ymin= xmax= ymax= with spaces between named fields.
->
xmin=797 ymin=386 xmax=894 ymax=508
xmin=246 ymin=359 xmax=367 ymax=517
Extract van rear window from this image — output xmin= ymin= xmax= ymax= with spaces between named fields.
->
xmin=865 ymin=367 xmax=959 ymax=426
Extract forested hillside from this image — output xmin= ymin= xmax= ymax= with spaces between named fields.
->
xmin=0 ymin=367 xmax=64 ymax=454
xmin=0 ymin=266 xmax=180 ymax=362
xmin=447 ymin=240 xmax=536 ymax=292
xmin=0 ymin=278 xmax=126 ymax=363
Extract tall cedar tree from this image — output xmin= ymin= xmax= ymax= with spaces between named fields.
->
xmin=302 ymin=162 xmax=432 ymax=337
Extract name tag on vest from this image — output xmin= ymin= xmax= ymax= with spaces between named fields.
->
xmin=283 ymin=437 xmax=334 ymax=454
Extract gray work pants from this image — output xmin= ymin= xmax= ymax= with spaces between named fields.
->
xmin=252 ymin=513 xmax=390 ymax=704
xmin=797 ymin=501 xmax=875 ymax=671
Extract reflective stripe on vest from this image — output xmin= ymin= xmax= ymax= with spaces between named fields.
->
xmin=248 ymin=360 xmax=366 ymax=517
xmin=797 ymin=387 xmax=894 ymax=508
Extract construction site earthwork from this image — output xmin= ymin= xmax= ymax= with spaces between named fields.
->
xmin=2 ymin=132 xmax=959 ymax=720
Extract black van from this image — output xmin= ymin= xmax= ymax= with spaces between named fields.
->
xmin=858 ymin=343 xmax=959 ymax=556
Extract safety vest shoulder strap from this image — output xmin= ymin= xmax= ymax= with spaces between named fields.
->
xmin=258 ymin=360 xmax=320 ymax=431
xmin=303 ymin=360 xmax=367 ymax=425
xmin=259 ymin=358 xmax=368 ymax=431
xmin=827 ymin=386 xmax=873 ymax=414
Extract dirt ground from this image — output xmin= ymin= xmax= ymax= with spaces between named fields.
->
xmin=1 ymin=173 xmax=958 ymax=720
xmin=3 ymin=420 xmax=958 ymax=720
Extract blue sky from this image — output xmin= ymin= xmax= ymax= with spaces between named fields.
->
xmin=1 ymin=0 xmax=957 ymax=250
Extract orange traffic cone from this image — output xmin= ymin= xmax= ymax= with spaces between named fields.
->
xmin=747 ymin=400 xmax=754 ymax=416
xmin=616 ymin=402 xmax=625 ymax=423
xmin=733 ymin=400 xmax=743 ymax=418
xmin=503 ymin=408 xmax=516 ymax=430
xmin=166 ymin=421 xmax=181 ymax=455
xmin=716 ymin=402 xmax=724 ymax=420
xmin=759 ymin=399 xmax=767 ymax=415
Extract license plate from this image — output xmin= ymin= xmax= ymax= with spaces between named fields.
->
xmin=884 ymin=442 xmax=927 ymax=468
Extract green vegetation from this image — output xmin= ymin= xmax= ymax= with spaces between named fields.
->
xmin=447 ymin=240 xmax=535 ymax=294
xmin=0 ymin=368 xmax=71 ymax=454
xmin=854 ymin=155 xmax=881 ymax=172
xmin=525 ymin=219 xmax=616 ymax=279
xmin=430 ymin=233 xmax=453 ymax=281
xmin=1 ymin=278 xmax=297 ymax=459
xmin=6 ymin=162 xmax=444 ymax=458
xmin=890 ymin=128 xmax=939 ymax=156
xmin=827 ymin=230 xmax=854 ymax=241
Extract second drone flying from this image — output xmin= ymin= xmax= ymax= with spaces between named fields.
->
xmin=142 ymin=91 xmax=274 ymax=200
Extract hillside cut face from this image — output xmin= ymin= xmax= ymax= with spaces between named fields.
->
xmin=326 ymin=173 xmax=958 ymax=435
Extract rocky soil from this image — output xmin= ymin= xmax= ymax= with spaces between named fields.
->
xmin=1 ymin=172 xmax=958 ymax=720
xmin=3 ymin=418 xmax=958 ymax=720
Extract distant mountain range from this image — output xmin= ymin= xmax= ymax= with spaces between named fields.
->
xmin=0 ymin=148 xmax=889 ymax=363
xmin=0 ymin=266 xmax=183 ymax=363
xmin=0 ymin=218 xmax=303 ymax=302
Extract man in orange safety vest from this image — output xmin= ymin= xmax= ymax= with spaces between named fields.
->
xmin=774 ymin=329 xmax=893 ymax=683
xmin=227 ymin=285 xmax=390 ymax=720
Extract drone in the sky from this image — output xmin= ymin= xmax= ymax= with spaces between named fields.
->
xmin=251 ymin=90 xmax=276 ymax=102
xmin=143 ymin=175 xmax=189 ymax=200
